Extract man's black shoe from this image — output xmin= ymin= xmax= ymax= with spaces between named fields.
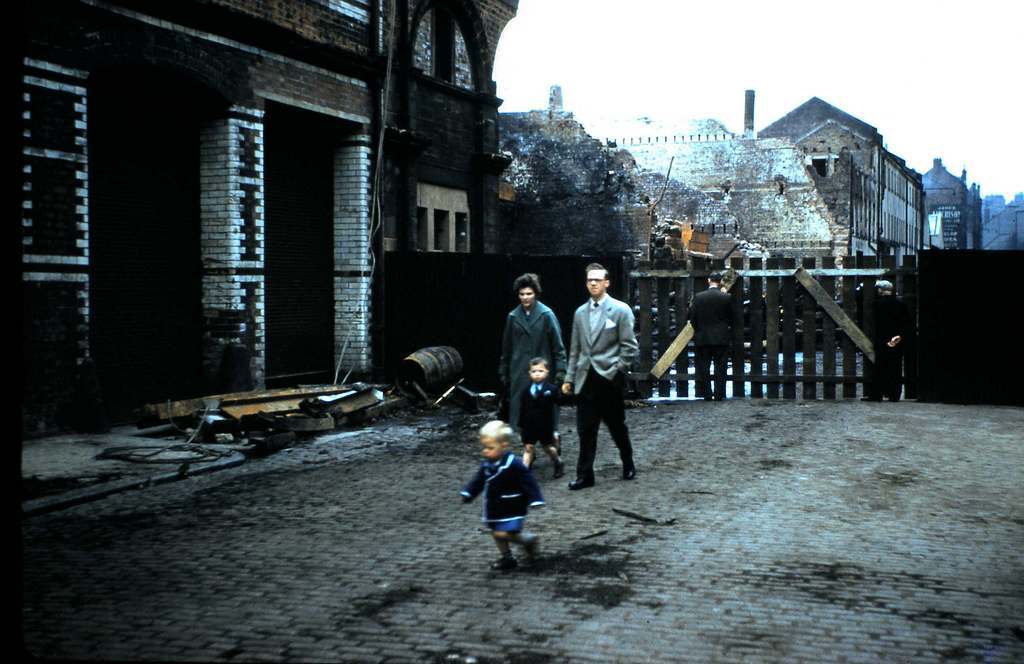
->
xmin=568 ymin=477 xmax=594 ymax=491
xmin=622 ymin=466 xmax=636 ymax=480
xmin=553 ymin=459 xmax=565 ymax=479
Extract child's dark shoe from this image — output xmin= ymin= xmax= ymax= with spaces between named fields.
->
xmin=490 ymin=554 xmax=517 ymax=571
xmin=553 ymin=459 xmax=565 ymax=479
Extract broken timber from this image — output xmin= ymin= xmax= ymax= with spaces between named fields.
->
xmin=793 ymin=267 xmax=875 ymax=363
xmin=649 ymin=268 xmax=737 ymax=379
xmin=144 ymin=386 xmax=358 ymax=422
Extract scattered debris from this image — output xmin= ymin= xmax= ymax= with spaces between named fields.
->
xmin=576 ymin=529 xmax=609 ymax=541
xmin=612 ymin=508 xmax=677 ymax=526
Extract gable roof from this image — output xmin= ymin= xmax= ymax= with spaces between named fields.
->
xmin=760 ymin=97 xmax=882 ymax=146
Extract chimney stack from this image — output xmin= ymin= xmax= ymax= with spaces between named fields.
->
xmin=548 ymin=85 xmax=563 ymax=115
xmin=744 ymin=90 xmax=756 ymax=138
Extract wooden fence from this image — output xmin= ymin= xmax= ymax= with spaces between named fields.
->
xmin=627 ymin=255 xmax=919 ymax=400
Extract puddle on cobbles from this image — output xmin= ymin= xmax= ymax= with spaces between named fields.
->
xmin=553 ymin=581 xmax=634 ymax=609
xmin=351 ymin=584 xmax=425 ymax=620
xmin=758 ymin=458 xmax=794 ymax=470
xmin=522 ymin=542 xmax=636 ymax=609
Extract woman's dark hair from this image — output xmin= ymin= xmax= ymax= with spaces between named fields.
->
xmin=513 ymin=273 xmax=542 ymax=296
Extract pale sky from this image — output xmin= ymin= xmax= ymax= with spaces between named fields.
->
xmin=493 ymin=0 xmax=1023 ymax=200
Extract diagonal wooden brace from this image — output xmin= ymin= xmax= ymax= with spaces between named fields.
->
xmin=649 ymin=268 xmax=737 ymax=379
xmin=793 ymin=267 xmax=875 ymax=363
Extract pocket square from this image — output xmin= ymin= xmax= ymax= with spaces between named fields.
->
xmin=603 ymin=318 xmax=616 ymax=329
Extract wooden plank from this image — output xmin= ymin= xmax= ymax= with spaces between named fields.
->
xmin=637 ymin=278 xmax=654 ymax=398
xmin=793 ymin=267 xmax=876 ymax=363
xmin=765 ymin=258 xmax=781 ymax=399
xmin=730 ymin=257 xmax=745 ymax=399
xmin=673 ymin=277 xmax=690 ymax=397
xmin=656 ymin=277 xmax=672 ymax=397
xmin=841 ymin=262 xmax=857 ymax=398
xmin=802 ymin=257 xmax=818 ymax=400
xmin=649 ymin=268 xmax=738 ymax=379
xmin=781 ymin=258 xmax=797 ymax=399
xmin=748 ymin=258 xmax=764 ymax=399
xmin=821 ymin=257 xmax=837 ymax=400
xmin=144 ymin=385 xmax=357 ymax=421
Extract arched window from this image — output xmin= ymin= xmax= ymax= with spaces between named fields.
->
xmin=413 ymin=6 xmax=475 ymax=91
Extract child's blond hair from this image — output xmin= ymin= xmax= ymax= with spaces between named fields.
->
xmin=478 ymin=420 xmax=514 ymax=444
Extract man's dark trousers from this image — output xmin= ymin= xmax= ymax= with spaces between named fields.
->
xmin=696 ymin=345 xmax=729 ymax=400
xmin=868 ymin=346 xmax=903 ymax=401
xmin=575 ymin=368 xmax=634 ymax=482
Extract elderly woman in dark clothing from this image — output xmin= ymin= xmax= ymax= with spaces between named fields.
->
xmin=499 ymin=273 xmax=567 ymax=461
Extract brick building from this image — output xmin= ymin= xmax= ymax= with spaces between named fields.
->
xmin=759 ymin=97 xmax=924 ymax=260
xmin=922 ymin=158 xmax=983 ymax=250
xmin=20 ymin=0 xmax=518 ymax=432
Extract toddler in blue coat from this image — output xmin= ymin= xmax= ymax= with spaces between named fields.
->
xmin=461 ymin=420 xmax=545 ymax=571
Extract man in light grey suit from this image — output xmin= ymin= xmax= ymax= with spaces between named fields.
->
xmin=562 ymin=263 xmax=639 ymax=490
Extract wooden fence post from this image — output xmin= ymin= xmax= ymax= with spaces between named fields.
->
xmin=656 ymin=278 xmax=672 ymax=397
xmin=766 ymin=257 xmax=781 ymax=399
xmin=730 ymin=256 xmax=746 ymax=399
xmin=802 ymin=257 xmax=818 ymax=400
xmin=637 ymin=278 xmax=654 ymax=399
xmin=841 ymin=258 xmax=858 ymax=398
xmin=861 ymin=255 xmax=878 ymax=398
xmin=673 ymin=276 xmax=690 ymax=398
xmin=821 ymin=256 xmax=837 ymax=399
xmin=749 ymin=257 xmax=764 ymax=399
xmin=781 ymin=257 xmax=797 ymax=399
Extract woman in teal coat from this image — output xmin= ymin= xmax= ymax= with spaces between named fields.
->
xmin=499 ymin=273 xmax=568 ymax=443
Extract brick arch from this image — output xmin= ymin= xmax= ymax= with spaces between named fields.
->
xmin=79 ymin=28 xmax=250 ymax=107
xmin=409 ymin=0 xmax=490 ymax=91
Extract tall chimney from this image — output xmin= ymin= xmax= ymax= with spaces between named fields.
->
xmin=548 ymin=85 xmax=563 ymax=115
xmin=744 ymin=90 xmax=755 ymax=138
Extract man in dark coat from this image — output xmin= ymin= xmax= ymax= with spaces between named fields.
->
xmin=688 ymin=272 xmax=734 ymax=401
xmin=869 ymin=280 xmax=914 ymax=401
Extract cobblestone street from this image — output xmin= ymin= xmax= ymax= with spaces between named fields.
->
xmin=21 ymin=401 xmax=1024 ymax=662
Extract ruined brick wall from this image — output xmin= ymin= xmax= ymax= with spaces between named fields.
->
xmin=499 ymin=112 xmax=647 ymax=256
xmin=498 ymin=111 xmax=742 ymax=259
xmin=614 ymin=133 xmax=840 ymax=257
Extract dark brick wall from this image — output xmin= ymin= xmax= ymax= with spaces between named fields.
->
xmin=22 ymin=0 xmax=518 ymax=432
xmin=23 ymin=281 xmax=86 ymax=436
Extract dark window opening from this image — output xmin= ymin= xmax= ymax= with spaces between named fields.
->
xmin=433 ymin=9 xmax=454 ymax=83
xmin=812 ymin=157 xmax=829 ymax=177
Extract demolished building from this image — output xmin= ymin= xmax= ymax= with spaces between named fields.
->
xmin=499 ymin=90 xmax=751 ymax=261
xmin=501 ymin=90 xmax=925 ymax=263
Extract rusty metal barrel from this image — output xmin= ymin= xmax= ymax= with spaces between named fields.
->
xmin=398 ymin=346 xmax=464 ymax=397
